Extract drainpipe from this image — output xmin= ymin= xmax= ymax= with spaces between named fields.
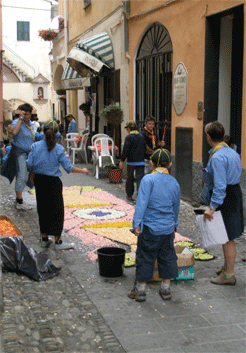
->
xmin=64 ymin=0 xmax=70 ymax=115
xmin=0 ymin=0 xmax=3 ymax=147
xmin=123 ymin=0 xmax=130 ymax=59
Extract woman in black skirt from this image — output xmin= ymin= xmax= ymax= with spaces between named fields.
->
xmin=26 ymin=120 xmax=88 ymax=250
xmin=203 ymin=122 xmax=244 ymax=285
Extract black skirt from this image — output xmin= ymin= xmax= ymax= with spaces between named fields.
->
xmin=217 ymin=184 xmax=244 ymax=241
xmin=34 ymin=174 xmax=64 ymax=237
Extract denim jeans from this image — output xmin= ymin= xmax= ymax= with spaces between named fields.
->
xmin=15 ymin=153 xmax=28 ymax=192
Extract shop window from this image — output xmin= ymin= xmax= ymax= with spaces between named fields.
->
xmin=17 ymin=21 xmax=30 ymax=41
xmin=84 ymin=0 xmax=91 ymax=9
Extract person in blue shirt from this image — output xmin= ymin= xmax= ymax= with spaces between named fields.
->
xmin=1 ymin=104 xmax=35 ymax=211
xmin=26 ymin=120 xmax=89 ymax=250
xmin=56 ymin=130 xmax=62 ymax=144
xmin=66 ymin=114 xmax=77 ymax=133
xmin=35 ymin=127 xmax=42 ymax=141
xmin=128 ymin=149 xmax=180 ymax=302
xmin=39 ymin=131 xmax=45 ymax=140
xmin=203 ymin=122 xmax=244 ymax=285
xmin=119 ymin=121 xmax=146 ymax=202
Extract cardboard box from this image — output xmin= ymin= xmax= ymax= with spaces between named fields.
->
xmin=151 ymin=245 xmax=195 ymax=281
xmin=0 ymin=215 xmax=23 ymax=240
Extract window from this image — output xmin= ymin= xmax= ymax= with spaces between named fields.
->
xmin=84 ymin=0 xmax=91 ymax=9
xmin=17 ymin=21 xmax=30 ymax=41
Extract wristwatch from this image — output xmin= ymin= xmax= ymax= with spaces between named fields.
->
xmin=209 ymin=205 xmax=216 ymax=211
xmin=19 ymin=117 xmax=24 ymax=121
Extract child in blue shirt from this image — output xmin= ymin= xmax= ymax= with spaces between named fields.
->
xmin=35 ymin=127 xmax=42 ymax=141
xmin=128 ymin=149 xmax=180 ymax=302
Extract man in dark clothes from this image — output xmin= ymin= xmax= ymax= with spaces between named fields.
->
xmin=119 ymin=121 xmax=146 ymax=202
xmin=141 ymin=116 xmax=165 ymax=174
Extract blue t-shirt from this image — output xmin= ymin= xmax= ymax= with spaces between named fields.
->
xmin=26 ymin=140 xmax=74 ymax=177
xmin=11 ymin=119 xmax=35 ymax=153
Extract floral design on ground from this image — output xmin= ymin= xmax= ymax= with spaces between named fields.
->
xmin=73 ymin=208 xmax=126 ymax=221
xmin=59 ymin=186 xmax=191 ymax=260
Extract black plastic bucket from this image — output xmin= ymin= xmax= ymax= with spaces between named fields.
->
xmin=97 ymin=247 xmax=126 ymax=277
xmin=194 ymin=209 xmax=205 ymax=215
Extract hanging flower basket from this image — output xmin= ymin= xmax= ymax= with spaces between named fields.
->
xmin=100 ymin=103 xmax=123 ymax=126
xmin=79 ymin=102 xmax=91 ymax=114
xmin=38 ymin=29 xmax=58 ymax=41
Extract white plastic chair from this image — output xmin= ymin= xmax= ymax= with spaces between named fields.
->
xmin=71 ymin=133 xmax=89 ymax=164
xmin=93 ymin=137 xmax=115 ymax=179
xmin=65 ymin=133 xmax=78 ymax=155
xmin=90 ymin=134 xmax=109 ymax=164
xmin=91 ymin=134 xmax=109 ymax=146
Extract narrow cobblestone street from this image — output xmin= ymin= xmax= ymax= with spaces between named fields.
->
xmin=0 ymin=163 xmax=245 ymax=353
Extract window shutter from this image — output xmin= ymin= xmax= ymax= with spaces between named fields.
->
xmin=17 ymin=21 xmax=30 ymax=41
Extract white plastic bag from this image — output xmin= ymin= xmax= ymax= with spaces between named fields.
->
xmin=196 ymin=211 xmax=229 ymax=248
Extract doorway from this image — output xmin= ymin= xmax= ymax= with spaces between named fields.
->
xmin=135 ymin=23 xmax=173 ymax=151
xmin=203 ymin=5 xmax=244 ymax=165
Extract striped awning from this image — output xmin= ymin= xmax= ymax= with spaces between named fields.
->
xmin=67 ymin=32 xmax=114 ymax=77
xmin=61 ymin=63 xmax=91 ymax=90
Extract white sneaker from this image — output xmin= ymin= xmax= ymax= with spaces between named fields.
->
xmin=15 ymin=202 xmax=32 ymax=211
xmin=54 ymin=242 xmax=75 ymax=250
xmin=41 ymin=239 xmax=53 ymax=248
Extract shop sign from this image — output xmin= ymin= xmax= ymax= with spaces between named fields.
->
xmin=61 ymin=77 xmax=90 ymax=90
xmin=173 ymin=63 xmax=188 ymax=115
xmin=62 ymin=78 xmax=84 ymax=90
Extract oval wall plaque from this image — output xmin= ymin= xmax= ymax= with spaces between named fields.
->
xmin=173 ymin=62 xmax=188 ymax=115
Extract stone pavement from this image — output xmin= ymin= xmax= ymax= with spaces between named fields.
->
xmin=0 ymin=162 xmax=245 ymax=353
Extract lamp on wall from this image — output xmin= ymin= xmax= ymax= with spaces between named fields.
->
xmin=0 ymin=50 xmax=4 ymax=73
xmin=48 ymin=50 xmax=53 ymax=62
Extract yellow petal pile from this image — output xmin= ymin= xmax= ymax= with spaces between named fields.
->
xmin=84 ymin=227 xmax=137 ymax=251
xmin=82 ymin=221 xmax=132 ymax=229
xmin=63 ymin=188 xmax=111 ymax=208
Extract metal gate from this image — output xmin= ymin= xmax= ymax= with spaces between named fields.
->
xmin=135 ymin=23 xmax=173 ymax=151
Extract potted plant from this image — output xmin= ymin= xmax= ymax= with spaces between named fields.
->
xmin=100 ymin=103 xmax=123 ymax=126
xmin=103 ymin=160 xmax=122 ymax=184
xmin=100 ymin=103 xmax=123 ymax=152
